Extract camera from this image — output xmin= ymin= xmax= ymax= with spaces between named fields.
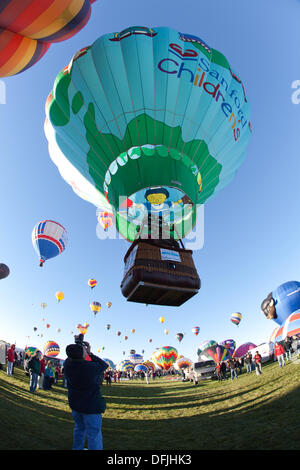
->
xmin=74 ymin=334 xmax=88 ymax=348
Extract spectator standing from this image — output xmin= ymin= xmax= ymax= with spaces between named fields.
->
xmin=28 ymin=351 xmax=41 ymax=392
xmin=244 ymin=353 xmax=252 ymax=374
xmin=283 ymin=337 xmax=293 ymax=362
xmin=253 ymin=351 xmax=262 ymax=375
xmin=274 ymin=342 xmax=286 ymax=368
xmin=43 ymin=361 xmax=54 ymax=390
xmin=220 ymin=361 xmax=227 ymax=380
xmin=228 ymin=358 xmax=238 ymax=381
xmin=6 ymin=344 xmax=15 ymax=376
xmin=37 ymin=357 xmax=46 ymax=389
xmin=215 ymin=363 xmax=222 ymax=381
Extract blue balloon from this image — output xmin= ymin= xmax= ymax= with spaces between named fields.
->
xmin=261 ymin=281 xmax=300 ymax=326
xmin=32 ymin=220 xmax=68 ymax=267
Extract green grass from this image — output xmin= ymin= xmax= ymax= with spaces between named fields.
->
xmin=1 ymin=359 xmax=300 ymax=450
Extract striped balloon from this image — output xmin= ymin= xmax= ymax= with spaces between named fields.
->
xmin=192 ymin=326 xmax=200 ymax=336
xmin=152 ymin=346 xmax=178 ymax=371
xmin=134 ymin=364 xmax=148 ymax=373
xmin=102 ymin=358 xmax=115 ymax=369
xmin=269 ymin=327 xmax=280 ymax=343
xmin=143 ymin=361 xmax=156 ymax=372
xmin=230 ymin=312 xmax=242 ymax=326
xmin=127 ymin=353 xmax=143 ymax=364
xmin=274 ymin=311 xmax=300 ymax=342
xmin=117 ymin=360 xmax=134 ymax=372
xmin=90 ymin=301 xmax=101 ymax=316
xmin=43 ymin=341 xmax=60 ymax=357
xmin=0 ymin=0 xmax=96 ymax=77
xmin=32 ymin=220 xmax=68 ymax=267
xmin=174 ymin=357 xmax=193 ymax=370
xmin=88 ymin=279 xmax=97 ymax=289
xmin=197 ymin=340 xmax=217 ymax=357
xmin=202 ymin=345 xmax=232 ymax=364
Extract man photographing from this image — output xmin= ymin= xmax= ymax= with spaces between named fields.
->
xmin=64 ymin=340 xmax=108 ymax=450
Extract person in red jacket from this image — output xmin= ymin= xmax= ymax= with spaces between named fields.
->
xmin=6 ymin=344 xmax=15 ymax=376
xmin=253 ymin=351 xmax=262 ymax=375
xmin=274 ymin=342 xmax=285 ymax=368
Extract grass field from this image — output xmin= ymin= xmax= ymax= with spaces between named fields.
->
xmin=0 ymin=359 xmax=300 ymax=451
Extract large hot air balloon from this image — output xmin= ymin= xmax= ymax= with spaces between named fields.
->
xmin=32 ymin=220 xmax=68 ymax=267
xmin=261 ymin=281 xmax=300 ymax=326
xmin=233 ymin=342 xmax=257 ymax=359
xmin=56 ymin=291 xmax=64 ymax=302
xmin=197 ymin=340 xmax=217 ymax=357
xmin=128 ymin=353 xmax=143 ymax=364
xmin=220 ymin=339 xmax=236 ymax=356
xmin=25 ymin=347 xmax=42 ymax=359
xmin=117 ymin=360 xmax=134 ymax=372
xmin=77 ymin=323 xmax=89 ymax=335
xmin=90 ymin=301 xmax=101 ymax=316
xmin=0 ymin=0 xmax=97 ymax=77
xmin=230 ymin=312 xmax=242 ymax=326
xmin=134 ymin=364 xmax=148 ymax=373
xmin=143 ymin=361 xmax=156 ymax=372
xmin=88 ymin=279 xmax=97 ymax=289
xmin=0 ymin=263 xmax=10 ymax=279
xmin=192 ymin=326 xmax=200 ymax=336
xmin=273 ymin=311 xmax=300 ymax=343
xmin=202 ymin=344 xmax=232 ymax=364
xmin=103 ymin=358 xmax=115 ymax=369
xmin=43 ymin=340 xmax=60 ymax=358
xmin=152 ymin=346 xmax=178 ymax=371
xmin=45 ymin=26 xmax=252 ymax=306
xmin=174 ymin=357 xmax=192 ymax=370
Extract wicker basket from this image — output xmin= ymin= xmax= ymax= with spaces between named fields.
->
xmin=121 ymin=238 xmax=200 ymax=306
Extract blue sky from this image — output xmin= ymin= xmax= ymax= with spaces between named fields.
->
xmin=0 ymin=0 xmax=300 ymax=365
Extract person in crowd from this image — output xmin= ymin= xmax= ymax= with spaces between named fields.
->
xmin=228 ymin=358 xmax=238 ymax=381
xmin=237 ymin=358 xmax=243 ymax=375
xmin=43 ymin=361 xmax=54 ymax=390
xmin=274 ymin=342 xmax=286 ymax=368
xmin=28 ymin=350 xmax=41 ymax=393
xmin=283 ymin=336 xmax=293 ymax=362
xmin=64 ymin=341 xmax=108 ymax=451
xmin=104 ymin=369 xmax=112 ymax=386
xmin=220 ymin=361 xmax=227 ymax=380
xmin=253 ymin=351 xmax=262 ymax=375
xmin=6 ymin=344 xmax=15 ymax=376
xmin=215 ymin=362 xmax=222 ymax=381
xmin=145 ymin=370 xmax=150 ymax=384
xmin=244 ymin=353 xmax=253 ymax=374
xmin=37 ymin=356 xmax=46 ymax=390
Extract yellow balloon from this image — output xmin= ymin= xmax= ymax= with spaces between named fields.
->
xmin=159 ymin=317 xmax=165 ymax=323
xmin=56 ymin=291 xmax=64 ymax=302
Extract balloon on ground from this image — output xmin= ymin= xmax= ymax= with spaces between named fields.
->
xmin=152 ymin=346 xmax=178 ymax=371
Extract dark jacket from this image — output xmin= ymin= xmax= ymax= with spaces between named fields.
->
xmin=28 ymin=357 xmax=41 ymax=375
xmin=64 ymin=353 xmax=108 ymax=414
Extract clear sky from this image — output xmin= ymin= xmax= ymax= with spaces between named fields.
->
xmin=0 ymin=0 xmax=300 ymax=366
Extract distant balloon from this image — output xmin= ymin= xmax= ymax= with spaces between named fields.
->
xmin=116 ymin=331 xmax=121 ymax=336
xmin=159 ymin=317 xmax=165 ymax=324
xmin=33 ymin=327 xmax=37 ymax=332
xmin=164 ymin=329 xmax=169 ymax=335
xmin=149 ymin=339 xmax=152 ymax=343
xmin=56 ymin=291 xmax=64 ymax=302
xmin=0 ymin=263 xmax=10 ymax=280
xmin=43 ymin=341 xmax=60 ymax=358
xmin=98 ymin=211 xmax=114 ymax=231
xmin=176 ymin=333 xmax=184 ymax=342
xmin=107 ymin=302 xmax=112 ymax=308
xmin=90 ymin=301 xmax=101 ymax=316
xmin=230 ymin=312 xmax=242 ymax=326
xmin=106 ymin=324 xmax=111 ymax=330
xmin=46 ymin=324 xmax=50 ymax=329
xmin=192 ymin=326 xmax=200 ymax=336
xmin=131 ymin=329 xmax=135 ymax=334
xmin=124 ymin=336 xmax=128 ymax=341
xmin=32 ymin=220 xmax=68 ymax=267
xmin=41 ymin=303 xmax=47 ymax=309
xmin=77 ymin=323 xmax=89 ymax=335
xmin=88 ymin=279 xmax=97 ymax=289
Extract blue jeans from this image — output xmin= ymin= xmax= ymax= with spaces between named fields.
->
xmin=72 ymin=410 xmax=103 ymax=450
xmin=30 ymin=372 xmax=39 ymax=392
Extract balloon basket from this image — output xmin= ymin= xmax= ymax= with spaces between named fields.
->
xmin=120 ymin=238 xmax=200 ymax=306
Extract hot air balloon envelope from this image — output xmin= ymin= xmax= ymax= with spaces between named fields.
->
xmin=261 ymin=281 xmax=300 ymax=326
xmin=32 ymin=220 xmax=68 ymax=267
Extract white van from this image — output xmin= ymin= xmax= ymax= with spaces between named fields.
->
xmin=186 ymin=360 xmax=216 ymax=384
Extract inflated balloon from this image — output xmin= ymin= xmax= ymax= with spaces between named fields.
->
xmin=107 ymin=302 xmax=112 ymax=308
xmin=233 ymin=342 xmax=256 ymax=358
xmin=57 ymin=328 xmax=61 ymax=333
xmin=25 ymin=347 xmax=42 ymax=359
xmin=33 ymin=327 xmax=37 ymax=332
xmin=202 ymin=344 xmax=232 ymax=364
xmin=149 ymin=339 xmax=152 ymax=343
xmin=230 ymin=312 xmax=242 ymax=326
xmin=77 ymin=323 xmax=89 ymax=335
xmin=176 ymin=333 xmax=184 ymax=342
xmin=0 ymin=0 xmax=97 ymax=77
xmin=41 ymin=303 xmax=47 ymax=309
xmin=269 ymin=327 xmax=280 ymax=343
xmin=43 ymin=341 xmax=60 ymax=358
xmin=197 ymin=340 xmax=218 ymax=357
xmin=32 ymin=220 xmax=68 ymax=267
xmin=164 ymin=329 xmax=169 ymax=335
xmin=130 ymin=349 xmax=136 ymax=355
xmin=88 ymin=279 xmax=97 ymax=289
xmin=152 ymin=346 xmax=178 ymax=371
xmin=192 ymin=326 xmax=200 ymax=336
xmin=159 ymin=317 xmax=165 ymax=324
xmin=261 ymin=281 xmax=300 ymax=326
xmin=0 ymin=263 xmax=10 ymax=279
xmin=124 ymin=336 xmax=128 ymax=341
xmin=144 ymin=361 xmax=156 ymax=372
xmin=128 ymin=353 xmax=143 ymax=364
xmin=98 ymin=211 xmax=114 ymax=231
xmin=131 ymin=329 xmax=135 ymax=334
xmin=116 ymin=331 xmax=121 ymax=336
xmin=56 ymin=291 xmax=64 ymax=302
xmin=106 ymin=324 xmax=111 ymax=330
xmin=103 ymin=358 xmax=115 ymax=369
xmin=45 ymin=26 xmax=252 ymax=244
xmin=220 ymin=339 xmax=236 ymax=355
xmin=274 ymin=311 xmax=300 ymax=342
xmin=90 ymin=301 xmax=101 ymax=316
xmin=174 ymin=357 xmax=192 ymax=370
xmin=134 ymin=364 xmax=148 ymax=373
xmin=46 ymin=324 xmax=50 ymax=329
xmin=117 ymin=360 xmax=134 ymax=372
